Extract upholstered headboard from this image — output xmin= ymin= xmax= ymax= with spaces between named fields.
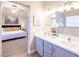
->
xmin=2 ymin=25 xmax=21 ymax=32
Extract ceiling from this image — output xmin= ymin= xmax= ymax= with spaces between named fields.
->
xmin=3 ymin=1 xmax=79 ymax=17
xmin=2 ymin=2 xmax=28 ymax=17
xmin=16 ymin=1 xmax=68 ymax=11
xmin=43 ymin=1 xmax=68 ymax=11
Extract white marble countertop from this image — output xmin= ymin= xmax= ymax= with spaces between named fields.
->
xmin=35 ymin=33 xmax=79 ymax=56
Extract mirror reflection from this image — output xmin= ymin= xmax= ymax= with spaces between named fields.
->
xmin=49 ymin=1 xmax=79 ymax=36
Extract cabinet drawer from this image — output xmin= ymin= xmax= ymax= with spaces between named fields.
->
xmin=44 ymin=46 xmax=51 ymax=54
xmin=44 ymin=41 xmax=52 ymax=48
xmin=44 ymin=51 xmax=52 ymax=57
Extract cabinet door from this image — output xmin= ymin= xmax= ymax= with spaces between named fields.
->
xmin=44 ymin=41 xmax=52 ymax=57
xmin=44 ymin=41 xmax=52 ymax=48
xmin=44 ymin=51 xmax=52 ymax=57
xmin=35 ymin=37 xmax=44 ymax=56
xmin=44 ymin=46 xmax=52 ymax=55
xmin=52 ymin=45 xmax=77 ymax=57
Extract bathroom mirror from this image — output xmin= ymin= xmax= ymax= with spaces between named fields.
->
xmin=49 ymin=1 xmax=79 ymax=28
xmin=48 ymin=12 xmax=59 ymax=34
xmin=53 ymin=3 xmax=79 ymax=36
xmin=49 ymin=9 xmax=79 ymax=28
xmin=64 ymin=9 xmax=79 ymax=28
xmin=49 ymin=12 xmax=65 ymax=29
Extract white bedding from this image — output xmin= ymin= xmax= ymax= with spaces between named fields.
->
xmin=2 ymin=30 xmax=27 ymax=40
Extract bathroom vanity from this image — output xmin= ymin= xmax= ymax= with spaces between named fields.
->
xmin=35 ymin=34 xmax=79 ymax=57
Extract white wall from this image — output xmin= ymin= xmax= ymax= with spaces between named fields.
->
xmin=0 ymin=2 xmax=2 ymax=56
xmin=17 ymin=1 xmax=45 ymax=54
xmin=27 ymin=2 xmax=43 ymax=54
xmin=43 ymin=1 xmax=66 ymax=11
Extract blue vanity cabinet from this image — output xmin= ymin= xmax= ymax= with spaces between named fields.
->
xmin=35 ymin=36 xmax=78 ymax=57
xmin=35 ymin=37 xmax=44 ymax=56
xmin=52 ymin=44 xmax=78 ymax=57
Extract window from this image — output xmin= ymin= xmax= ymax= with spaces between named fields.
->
xmin=66 ymin=16 xmax=79 ymax=27
xmin=58 ymin=15 xmax=65 ymax=27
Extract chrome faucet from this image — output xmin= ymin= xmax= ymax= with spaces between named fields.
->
xmin=68 ymin=37 xmax=71 ymax=42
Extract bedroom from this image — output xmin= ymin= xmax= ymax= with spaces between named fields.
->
xmin=1 ymin=1 xmax=29 ymax=57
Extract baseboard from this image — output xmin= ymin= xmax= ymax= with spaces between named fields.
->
xmin=28 ymin=50 xmax=36 ymax=55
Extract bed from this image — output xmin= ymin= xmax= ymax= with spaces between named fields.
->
xmin=2 ymin=30 xmax=27 ymax=41
xmin=2 ymin=25 xmax=27 ymax=41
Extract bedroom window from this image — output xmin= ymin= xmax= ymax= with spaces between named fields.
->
xmin=66 ymin=16 xmax=79 ymax=27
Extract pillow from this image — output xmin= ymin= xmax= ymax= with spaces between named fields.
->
xmin=3 ymin=27 xmax=20 ymax=32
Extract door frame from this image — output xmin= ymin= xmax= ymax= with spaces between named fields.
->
xmin=1 ymin=1 xmax=31 ymax=54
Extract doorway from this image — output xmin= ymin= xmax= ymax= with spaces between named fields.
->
xmin=1 ymin=1 xmax=30 ymax=57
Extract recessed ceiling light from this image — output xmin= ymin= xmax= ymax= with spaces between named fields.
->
xmin=11 ymin=9 xmax=17 ymax=13
xmin=57 ymin=7 xmax=64 ymax=12
xmin=64 ymin=5 xmax=71 ymax=11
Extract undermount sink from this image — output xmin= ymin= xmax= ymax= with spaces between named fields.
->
xmin=57 ymin=36 xmax=79 ymax=48
xmin=61 ymin=36 xmax=79 ymax=45
xmin=60 ymin=40 xmax=78 ymax=49
xmin=51 ymin=34 xmax=79 ymax=49
xmin=58 ymin=34 xmax=79 ymax=46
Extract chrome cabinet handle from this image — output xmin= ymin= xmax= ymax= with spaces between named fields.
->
xmin=52 ymin=48 xmax=55 ymax=53
xmin=52 ymin=47 xmax=56 ymax=57
xmin=53 ymin=48 xmax=55 ymax=52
